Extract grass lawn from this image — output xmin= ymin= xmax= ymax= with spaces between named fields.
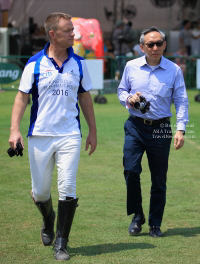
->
xmin=0 ymin=89 xmax=200 ymax=264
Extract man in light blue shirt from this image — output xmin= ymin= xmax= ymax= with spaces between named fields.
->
xmin=118 ymin=26 xmax=188 ymax=237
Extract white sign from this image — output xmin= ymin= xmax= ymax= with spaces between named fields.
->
xmin=197 ymin=59 xmax=200 ymax=89
xmin=0 ymin=28 xmax=9 ymax=56
xmin=85 ymin=59 xmax=103 ymax=90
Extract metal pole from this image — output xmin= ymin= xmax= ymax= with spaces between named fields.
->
xmin=113 ymin=0 xmax=117 ymax=27
xmin=24 ymin=0 xmax=26 ymax=27
xmin=167 ymin=4 xmax=172 ymax=53
xmin=121 ymin=0 xmax=124 ymax=20
xmin=179 ymin=0 xmax=183 ymax=24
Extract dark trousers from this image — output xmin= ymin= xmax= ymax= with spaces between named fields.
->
xmin=186 ymin=46 xmax=191 ymax=56
xmin=123 ymin=116 xmax=172 ymax=227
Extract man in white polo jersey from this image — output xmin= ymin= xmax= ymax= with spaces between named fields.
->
xmin=9 ymin=12 xmax=97 ymax=261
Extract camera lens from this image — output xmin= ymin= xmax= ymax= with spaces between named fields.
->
xmin=134 ymin=102 xmax=140 ymax=109
xmin=139 ymin=102 xmax=145 ymax=110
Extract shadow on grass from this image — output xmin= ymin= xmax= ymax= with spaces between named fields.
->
xmin=68 ymin=242 xmax=156 ymax=257
xmin=165 ymin=226 xmax=200 ymax=237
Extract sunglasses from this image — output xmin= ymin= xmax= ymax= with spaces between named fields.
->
xmin=144 ymin=41 xmax=164 ymax=48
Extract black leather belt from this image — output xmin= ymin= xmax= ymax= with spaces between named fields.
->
xmin=130 ymin=115 xmax=170 ymax=125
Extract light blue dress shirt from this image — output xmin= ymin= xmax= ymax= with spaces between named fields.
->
xmin=118 ymin=55 xmax=189 ymax=131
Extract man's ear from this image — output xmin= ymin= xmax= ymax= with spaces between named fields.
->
xmin=163 ymin=41 xmax=167 ymax=50
xmin=140 ymin=44 xmax=145 ymax=52
xmin=49 ymin=30 xmax=55 ymax=39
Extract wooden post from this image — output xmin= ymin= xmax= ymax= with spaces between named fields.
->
xmin=2 ymin=10 xmax=8 ymax=27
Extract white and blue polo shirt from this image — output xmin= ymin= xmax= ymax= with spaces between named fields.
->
xmin=19 ymin=42 xmax=92 ymax=136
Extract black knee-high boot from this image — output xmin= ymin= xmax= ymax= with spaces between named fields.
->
xmin=34 ymin=196 xmax=55 ymax=246
xmin=54 ymin=197 xmax=78 ymax=261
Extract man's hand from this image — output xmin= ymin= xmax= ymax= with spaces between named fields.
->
xmin=85 ymin=131 xmax=97 ymax=155
xmin=78 ymin=91 xmax=97 ymax=156
xmin=128 ymin=92 xmax=142 ymax=107
xmin=174 ymin=131 xmax=184 ymax=150
xmin=9 ymin=131 xmax=24 ymax=149
xmin=8 ymin=91 xmax=29 ymax=149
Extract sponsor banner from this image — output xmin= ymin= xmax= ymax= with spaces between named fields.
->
xmin=0 ymin=62 xmax=22 ymax=84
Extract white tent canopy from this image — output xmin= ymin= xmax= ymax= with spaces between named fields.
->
xmin=8 ymin=0 xmax=200 ymax=33
xmin=0 ymin=0 xmax=10 ymax=10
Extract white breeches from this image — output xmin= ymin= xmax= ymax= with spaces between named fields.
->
xmin=28 ymin=135 xmax=81 ymax=202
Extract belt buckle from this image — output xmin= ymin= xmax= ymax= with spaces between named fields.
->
xmin=144 ymin=119 xmax=152 ymax=125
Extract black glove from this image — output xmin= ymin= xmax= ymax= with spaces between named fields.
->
xmin=7 ymin=141 xmax=23 ymax=157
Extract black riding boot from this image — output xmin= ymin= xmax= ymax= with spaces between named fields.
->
xmin=54 ymin=197 xmax=78 ymax=261
xmin=34 ymin=196 xmax=55 ymax=246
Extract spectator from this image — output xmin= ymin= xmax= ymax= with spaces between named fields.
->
xmin=123 ymin=20 xmax=136 ymax=52
xmin=133 ymin=44 xmax=145 ymax=57
xmin=174 ymin=47 xmax=188 ymax=76
xmin=104 ymin=38 xmax=115 ymax=79
xmin=179 ymin=20 xmax=200 ymax=55
xmin=112 ymin=20 xmax=135 ymax=79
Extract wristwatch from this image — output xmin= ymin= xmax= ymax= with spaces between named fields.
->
xmin=179 ymin=130 xmax=185 ymax=135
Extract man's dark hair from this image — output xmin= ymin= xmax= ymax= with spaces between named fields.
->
xmin=140 ymin=26 xmax=165 ymax=44
xmin=182 ymin=20 xmax=190 ymax=26
xmin=128 ymin=21 xmax=132 ymax=27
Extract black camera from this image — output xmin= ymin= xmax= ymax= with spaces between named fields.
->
xmin=134 ymin=95 xmax=150 ymax=114
xmin=118 ymin=34 xmax=124 ymax=43
xmin=7 ymin=141 xmax=23 ymax=157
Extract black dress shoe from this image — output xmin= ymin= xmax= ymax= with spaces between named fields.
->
xmin=128 ymin=213 xmax=145 ymax=236
xmin=149 ymin=226 xmax=163 ymax=237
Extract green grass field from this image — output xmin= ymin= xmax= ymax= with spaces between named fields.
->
xmin=0 ymin=89 xmax=200 ymax=264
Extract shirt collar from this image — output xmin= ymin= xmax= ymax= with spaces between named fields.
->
xmin=44 ymin=42 xmax=74 ymax=59
xmin=140 ymin=55 xmax=166 ymax=70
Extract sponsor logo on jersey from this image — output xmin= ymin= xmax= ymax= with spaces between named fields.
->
xmin=44 ymin=79 xmax=76 ymax=91
xmin=41 ymin=70 xmax=53 ymax=77
xmin=66 ymin=70 xmax=78 ymax=78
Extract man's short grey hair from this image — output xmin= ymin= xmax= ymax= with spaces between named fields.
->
xmin=140 ymin=26 xmax=165 ymax=44
xmin=44 ymin=12 xmax=72 ymax=41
